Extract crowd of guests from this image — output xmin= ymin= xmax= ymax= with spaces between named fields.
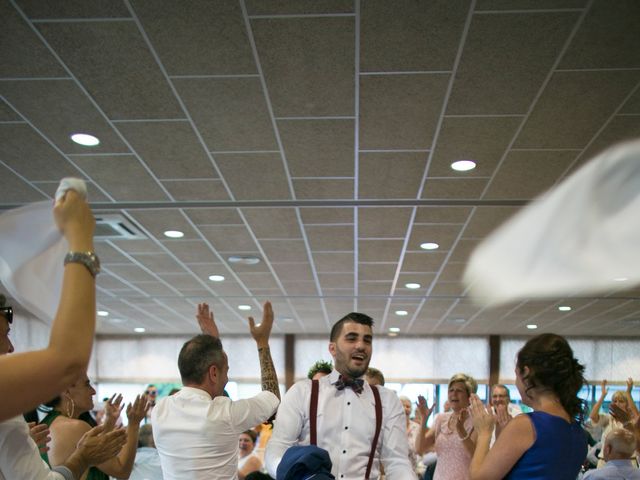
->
xmin=1 ymin=189 xmax=640 ymax=480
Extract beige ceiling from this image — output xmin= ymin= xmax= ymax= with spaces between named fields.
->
xmin=1 ymin=0 xmax=639 ymax=338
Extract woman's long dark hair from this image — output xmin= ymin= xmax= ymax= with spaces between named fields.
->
xmin=517 ymin=333 xmax=586 ymax=422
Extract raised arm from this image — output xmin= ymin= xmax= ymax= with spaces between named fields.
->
xmin=95 ymin=395 xmax=149 ymax=478
xmin=0 ymin=190 xmax=97 ymax=422
xmin=196 ymin=302 xmax=220 ymax=338
xmin=589 ymin=379 xmax=608 ymax=424
xmin=415 ymin=395 xmax=436 ymax=455
xmin=625 ymin=378 xmax=639 ymax=417
xmin=249 ymin=301 xmax=280 ymax=400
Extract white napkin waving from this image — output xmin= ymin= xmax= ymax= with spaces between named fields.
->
xmin=464 ymin=140 xmax=640 ymax=306
xmin=0 ymin=178 xmax=88 ymax=322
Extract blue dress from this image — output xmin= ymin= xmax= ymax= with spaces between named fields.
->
xmin=505 ymin=411 xmax=587 ymax=480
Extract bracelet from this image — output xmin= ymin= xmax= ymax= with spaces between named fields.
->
xmin=64 ymin=251 xmax=100 ymax=277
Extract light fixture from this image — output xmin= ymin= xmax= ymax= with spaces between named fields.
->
xmin=208 ymin=275 xmax=225 ymax=282
xmin=420 ymin=242 xmax=439 ymax=250
xmin=389 ymin=327 xmax=401 ymax=333
xmin=613 ymin=277 xmax=628 ymax=282
xmin=451 ymin=160 xmax=476 ymax=172
xmin=109 ymin=318 xmax=125 ymax=324
xmin=163 ymin=230 xmax=184 ymax=238
xmin=238 ymin=305 xmax=251 ymax=311
xmin=228 ymin=255 xmax=261 ymax=265
xmin=447 ymin=318 xmax=467 ymax=325
xmin=526 ymin=324 xmax=538 ymax=330
xmin=405 ymin=283 xmax=421 ymax=289
xmin=134 ymin=327 xmax=146 ymax=333
xmin=558 ymin=306 xmax=572 ymax=312
xmin=280 ymin=317 xmax=294 ymax=323
xmin=388 ymin=332 xmax=398 ymax=337
xmin=97 ymin=310 xmax=109 ymax=317
xmin=70 ymin=133 xmax=100 ymax=146
xmin=395 ymin=310 xmax=408 ymax=316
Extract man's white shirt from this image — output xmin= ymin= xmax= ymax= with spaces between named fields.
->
xmin=152 ymin=387 xmax=279 ymax=480
xmin=265 ymin=370 xmax=414 ymax=479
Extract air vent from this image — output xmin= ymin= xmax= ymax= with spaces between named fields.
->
xmin=94 ymin=214 xmax=146 ymax=240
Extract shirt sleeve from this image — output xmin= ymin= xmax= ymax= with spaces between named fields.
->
xmin=378 ymin=390 xmax=415 ymax=479
xmin=0 ymin=417 xmax=68 ymax=480
xmin=227 ymin=391 xmax=280 ymax=433
xmin=264 ymin=381 xmax=308 ymax=477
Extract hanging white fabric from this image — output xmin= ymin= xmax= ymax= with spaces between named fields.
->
xmin=464 ymin=139 xmax=640 ymax=306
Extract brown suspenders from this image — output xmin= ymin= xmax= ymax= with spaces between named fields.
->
xmin=309 ymin=379 xmax=383 ymax=479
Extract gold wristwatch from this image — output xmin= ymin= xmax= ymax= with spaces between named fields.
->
xmin=64 ymin=251 xmax=101 ymax=277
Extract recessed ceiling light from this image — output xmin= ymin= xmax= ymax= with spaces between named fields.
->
xmin=558 ymin=306 xmax=572 ymax=312
xmin=388 ymin=332 xmax=398 ymax=337
xmin=228 ymin=255 xmax=261 ymax=265
xmin=280 ymin=317 xmax=294 ymax=323
xmin=70 ymin=133 xmax=100 ymax=146
xmin=420 ymin=242 xmax=439 ymax=250
xmin=134 ymin=327 xmax=146 ymax=333
xmin=405 ymin=283 xmax=421 ymax=289
xmin=238 ymin=305 xmax=251 ymax=311
xmin=109 ymin=318 xmax=125 ymax=324
xmin=447 ymin=318 xmax=467 ymax=325
xmin=208 ymin=275 xmax=225 ymax=282
xmin=395 ymin=310 xmax=408 ymax=316
xmin=451 ymin=160 xmax=476 ymax=172
xmin=163 ymin=230 xmax=184 ymax=238
xmin=389 ymin=327 xmax=401 ymax=333
xmin=527 ymin=324 xmax=538 ymax=330
xmin=613 ymin=277 xmax=628 ymax=282
xmin=97 ymin=310 xmax=109 ymax=317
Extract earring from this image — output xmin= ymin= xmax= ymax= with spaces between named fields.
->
xmin=65 ymin=394 xmax=76 ymax=418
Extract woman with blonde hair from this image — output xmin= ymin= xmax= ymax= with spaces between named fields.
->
xmin=416 ymin=373 xmax=478 ymax=480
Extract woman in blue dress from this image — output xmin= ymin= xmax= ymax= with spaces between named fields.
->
xmin=469 ymin=333 xmax=588 ymax=480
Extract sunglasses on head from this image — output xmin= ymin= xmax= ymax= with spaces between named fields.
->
xmin=0 ymin=306 xmax=12 ymax=324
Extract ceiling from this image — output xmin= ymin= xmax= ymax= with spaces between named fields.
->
xmin=1 ymin=0 xmax=639 ymax=338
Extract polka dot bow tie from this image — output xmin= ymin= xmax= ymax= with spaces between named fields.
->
xmin=334 ymin=375 xmax=364 ymax=394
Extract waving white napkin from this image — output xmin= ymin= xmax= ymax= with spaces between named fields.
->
xmin=464 ymin=140 xmax=640 ymax=305
xmin=0 ymin=178 xmax=88 ymax=322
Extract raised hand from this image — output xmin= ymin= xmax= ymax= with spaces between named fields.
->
xmin=627 ymin=377 xmax=634 ymax=393
xmin=196 ymin=303 xmax=219 ymax=338
xmin=126 ymin=395 xmax=149 ymax=426
xmin=249 ymin=301 xmax=273 ymax=347
xmin=28 ymin=422 xmax=50 ymax=454
xmin=77 ymin=424 xmax=127 ymax=466
xmin=103 ymin=393 xmax=124 ymax=430
xmin=416 ymin=395 xmax=435 ymax=423
xmin=470 ymin=394 xmax=495 ymax=434
xmin=53 ymin=189 xmax=95 ymax=251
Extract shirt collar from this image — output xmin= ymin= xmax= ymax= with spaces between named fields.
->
xmin=179 ymin=386 xmax=213 ymax=400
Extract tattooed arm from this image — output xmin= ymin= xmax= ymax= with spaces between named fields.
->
xmin=248 ymin=301 xmax=280 ymax=400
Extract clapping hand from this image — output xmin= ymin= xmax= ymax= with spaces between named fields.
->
xmin=77 ymin=424 xmax=127 ymax=466
xmin=416 ymin=395 xmax=435 ymax=424
xmin=103 ymin=394 xmax=124 ymax=431
xmin=470 ymin=394 xmax=495 ymax=434
xmin=196 ymin=303 xmax=220 ymax=338
xmin=28 ymin=422 xmax=50 ymax=454
xmin=126 ymin=395 xmax=150 ymax=426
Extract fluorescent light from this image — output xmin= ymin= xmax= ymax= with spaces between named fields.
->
xmin=97 ymin=310 xmax=109 ymax=317
xmin=395 ymin=310 xmax=408 ymax=316
xmin=208 ymin=275 xmax=225 ymax=282
xmin=134 ymin=327 xmax=146 ymax=333
xmin=405 ymin=283 xmax=421 ymax=289
xmin=558 ymin=306 xmax=572 ymax=312
xmin=420 ymin=242 xmax=439 ymax=250
xmin=389 ymin=327 xmax=401 ymax=333
xmin=163 ymin=230 xmax=184 ymax=238
xmin=280 ymin=317 xmax=294 ymax=323
xmin=451 ymin=160 xmax=476 ymax=172
xmin=526 ymin=324 xmax=538 ymax=330
xmin=70 ymin=133 xmax=100 ymax=146
xmin=238 ymin=305 xmax=251 ymax=311
xmin=613 ymin=277 xmax=628 ymax=282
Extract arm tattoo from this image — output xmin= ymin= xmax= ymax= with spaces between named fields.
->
xmin=258 ymin=346 xmax=281 ymax=400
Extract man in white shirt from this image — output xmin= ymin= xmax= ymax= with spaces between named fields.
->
xmin=265 ymin=312 xmax=414 ymax=479
xmin=152 ymin=302 xmax=280 ymax=480
xmin=583 ymin=428 xmax=640 ymax=479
